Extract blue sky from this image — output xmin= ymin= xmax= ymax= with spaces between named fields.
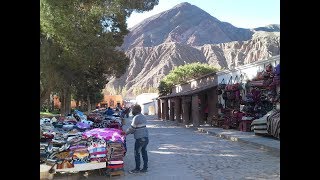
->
xmin=127 ymin=0 xmax=280 ymax=29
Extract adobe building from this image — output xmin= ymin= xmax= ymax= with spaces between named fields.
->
xmin=99 ymin=95 xmax=123 ymax=108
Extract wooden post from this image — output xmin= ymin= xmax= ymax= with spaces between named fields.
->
xmin=199 ymin=93 xmax=206 ymax=125
xmin=182 ymin=96 xmax=191 ymax=125
xmin=207 ymin=88 xmax=217 ymax=125
xmin=174 ymin=97 xmax=181 ymax=122
xmin=161 ymin=100 xmax=165 ymax=120
xmin=164 ymin=99 xmax=169 ymax=120
xmin=169 ymin=99 xmax=174 ymax=121
xmin=157 ymin=99 xmax=161 ymax=119
xmin=192 ymin=94 xmax=200 ymax=127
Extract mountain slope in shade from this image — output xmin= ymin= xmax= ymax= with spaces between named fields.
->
xmin=107 ymin=31 xmax=280 ymax=95
xmin=122 ymin=2 xmax=254 ymax=50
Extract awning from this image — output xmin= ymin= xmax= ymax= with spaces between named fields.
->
xmin=159 ymin=83 xmax=217 ymax=99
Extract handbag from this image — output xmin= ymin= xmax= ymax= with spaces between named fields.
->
xmin=218 ymin=78 xmax=227 ymax=90
xmin=225 ymin=77 xmax=233 ymax=91
xmin=232 ymin=75 xmax=244 ymax=91
xmin=231 ymin=75 xmax=240 ymax=91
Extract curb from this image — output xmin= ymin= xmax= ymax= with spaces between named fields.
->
xmin=196 ymin=127 xmax=280 ymax=157
xmin=160 ymin=120 xmax=279 ymax=157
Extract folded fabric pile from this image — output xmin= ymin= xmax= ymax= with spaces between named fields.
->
xmin=266 ymin=110 xmax=280 ymax=139
xmin=106 ymin=142 xmax=126 ymax=175
xmin=251 ymin=110 xmax=276 ymax=134
xmin=82 ymin=128 xmax=125 ymax=143
xmin=87 ymin=139 xmax=107 ymax=163
xmin=70 ymin=143 xmax=90 ymax=164
xmin=40 ymin=111 xmax=127 ymax=173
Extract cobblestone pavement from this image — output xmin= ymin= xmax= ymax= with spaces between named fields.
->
xmin=53 ymin=115 xmax=280 ymax=180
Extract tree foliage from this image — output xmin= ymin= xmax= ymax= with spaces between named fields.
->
xmin=40 ymin=0 xmax=159 ymax=113
xmin=158 ymin=63 xmax=220 ymax=96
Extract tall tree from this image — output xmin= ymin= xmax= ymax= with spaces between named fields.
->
xmin=40 ymin=0 xmax=159 ymax=114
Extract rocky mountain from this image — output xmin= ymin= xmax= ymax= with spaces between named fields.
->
xmin=107 ymin=2 xmax=280 ymax=96
xmin=121 ymin=2 xmax=254 ymax=50
xmin=254 ymin=24 xmax=280 ymax=32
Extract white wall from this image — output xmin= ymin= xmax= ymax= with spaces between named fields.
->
xmin=136 ymin=93 xmax=159 ymax=115
xmin=216 ymin=55 xmax=280 ymax=107
xmin=141 ymin=101 xmax=157 ymax=115
xmin=136 ymin=93 xmax=159 ymax=104
xmin=217 ymin=55 xmax=280 ymax=85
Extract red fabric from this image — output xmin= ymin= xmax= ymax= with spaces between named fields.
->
xmin=239 ymin=120 xmax=253 ymax=132
xmin=107 ymin=164 xmax=124 ymax=169
xmin=90 ymin=151 xmax=106 ymax=155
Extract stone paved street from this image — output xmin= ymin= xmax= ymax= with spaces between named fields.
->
xmin=54 ymin=115 xmax=280 ymax=180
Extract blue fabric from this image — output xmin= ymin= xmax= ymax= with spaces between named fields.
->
xmin=74 ymin=110 xmax=84 ymax=116
xmin=275 ymin=64 xmax=280 ymax=76
xmin=134 ymin=137 xmax=149 ymax=170
xmin=105 ymin=109 xmax=115 ymax=116
xmin=89 ymin=147 xmax=106 ymax=153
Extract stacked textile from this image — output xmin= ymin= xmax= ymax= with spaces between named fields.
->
xmin=266 ymin=110 xmax=280 ymax=139
xmin=54 ymin=151 xmax=74 ymax=169
xmin=88 ymin=139 xmax=107 ymax=163
xmin=107 ymin=121 xmax=122 ymax=130
xmin=251 ymin=110 xmax=275 ymax=134
xmin=107 ymin=142 xmax=126 ymax=161
xmin=71 ymin=144 xmax=90 ymax=164
xmin=40 ymin=113 xmax=126 ymax=175
xmin=83 ymin=128 xmax=125 ymax=143
xmin=106 ymin=142 xmax=126 ymax=176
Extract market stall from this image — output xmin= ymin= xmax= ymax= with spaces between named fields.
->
xmin=40 ymin=109 xmax=126 ymax=179
xmin=249 ymin=63 xmax=280 ymax=139
xmin=213 ymin=63 xmax=280 ymax=139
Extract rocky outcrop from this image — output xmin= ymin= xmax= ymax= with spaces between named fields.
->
xmin=107 ymin=31 xmax=279 ymax=94
xmin=121 ymin=2 xmax=254 ymax=50
xmin=106 ymin=2 xmax=280 ymax=95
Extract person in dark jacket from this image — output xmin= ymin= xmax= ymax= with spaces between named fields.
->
xmin=104 ymin=107 xmax=114 ymax=116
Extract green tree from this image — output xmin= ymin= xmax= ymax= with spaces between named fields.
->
xmin=40 ymin=0 xmax=159 ymax=114
xmin=158 ymin=63 xmax=220 ymax=96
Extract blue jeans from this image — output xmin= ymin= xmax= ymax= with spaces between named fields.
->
xmin=134 ymin=137 xmax=149 ymax=170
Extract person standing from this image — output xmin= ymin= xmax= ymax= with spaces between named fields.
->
xmin=126 ymin=104 xmax=149 ymax=173
xmin=104 ymin=107 xmax=114 ymax=116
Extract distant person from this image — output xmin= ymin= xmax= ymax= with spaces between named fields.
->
xmin=126 ymin=107 xmax=131 ymax=118
xmin=104 ymin=107 xmax=114 ymax=116
xmin=126 ymin=104 xmax=149 ymax=173
xmin=120 ymin=108 xmax=126 ymax=118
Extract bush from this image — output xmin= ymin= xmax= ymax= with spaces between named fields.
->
xmin=158 ymin=63 xmax=219 ymax=96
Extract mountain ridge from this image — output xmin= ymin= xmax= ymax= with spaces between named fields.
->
xmin=107 ymin=2 xmax=280 ymax=96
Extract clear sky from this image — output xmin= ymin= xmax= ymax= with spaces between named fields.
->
xmin=127 ymin=0 xmax=280 ymax=29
